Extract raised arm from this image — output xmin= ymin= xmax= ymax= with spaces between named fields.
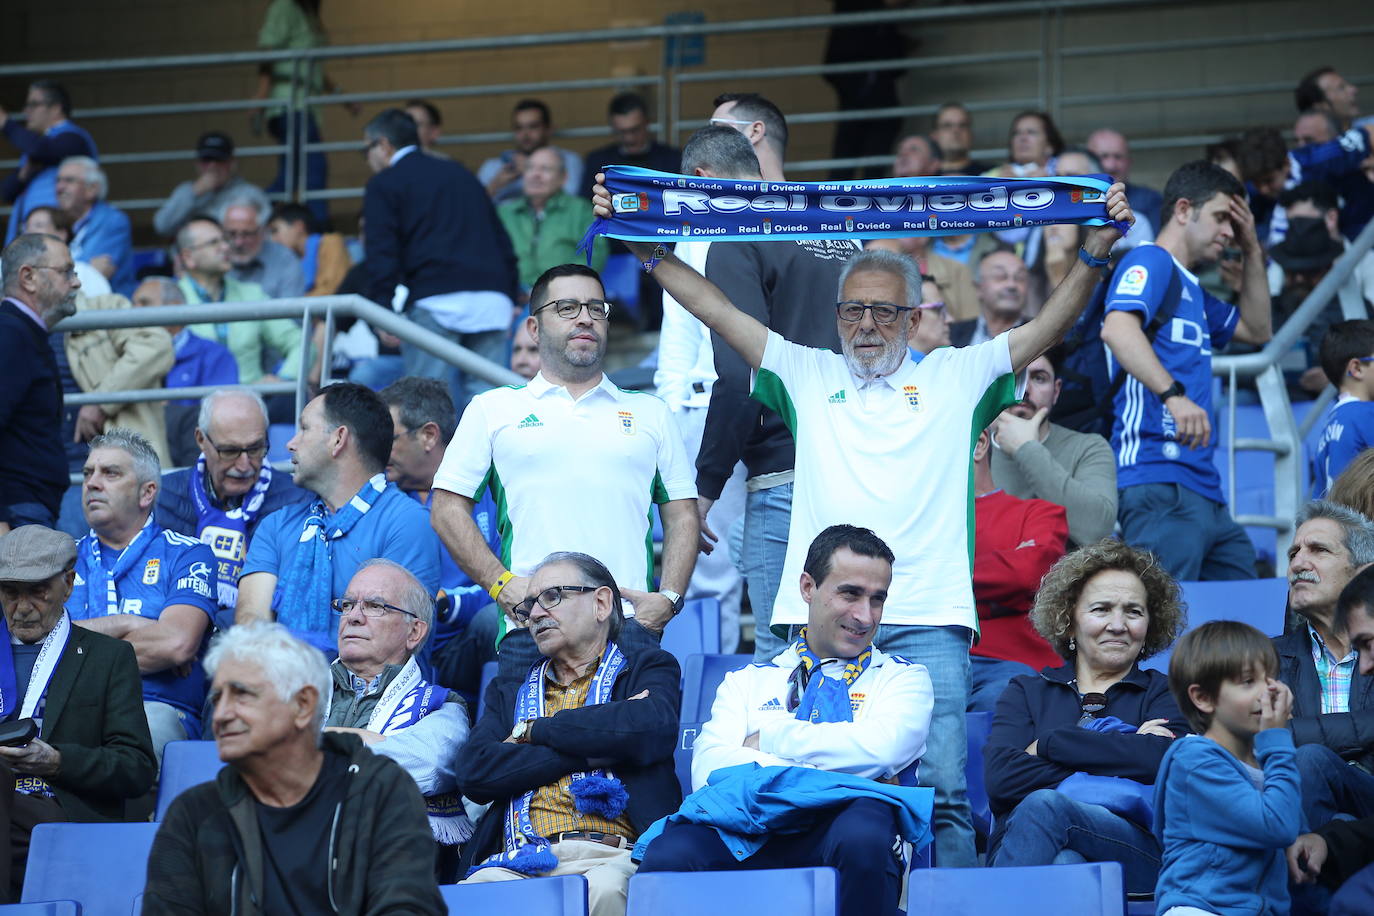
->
xmin=592 ymin=174 xmax=769 ymax=369
xmin=1007 ymin=182 xmax=1133 ymax=372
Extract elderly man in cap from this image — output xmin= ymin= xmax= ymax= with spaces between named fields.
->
xmin=456 ymin=551 xmax=682 ymax=916
xmin=153 ymin=132 xmax=269 ymax=238
xmin=143 ymin=622 xmax=445 ymax=914
xmin=0 ymin=525 xmax=156 ymax=901
xmin=323 ymin=559 xmax=472 ymax=862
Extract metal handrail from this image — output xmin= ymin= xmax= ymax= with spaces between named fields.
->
xmin=1211 ymin=216 xmax=1374 ymax=559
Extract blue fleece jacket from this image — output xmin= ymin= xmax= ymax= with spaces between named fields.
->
xmin=633 ymin=763 xmax=933 ymax=862
xmin=1153 ymin=729 xmax=1303 ymax=916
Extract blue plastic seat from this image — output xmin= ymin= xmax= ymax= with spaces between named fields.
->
xmin=267 ymin=422 xmax=296 ymax=465
xmin=476 ymin=660 xmax=500 ymax=721
xmin=659 ymin=599 xmax=723 ymax=669
xmin=156 ymin=739 xmax=225 ymax=820
xmin=675 ymin=721 xmax=704 ymax=795
xmin=439 ymin=875 xmax=588 ymax=914
xmin=1139 ymin=578 xmax=1288 ymax=675
xmin=906 ymin=861 xmax=1125 ymax=915
xmin=0 ymin=904 xmax=80 ymax=915
xmin=601 ymin=253 xmax=642 ymax=324
xmin=627 ymin=867 xmax=837 ymax=916
xmin=23 ymin=822 xmax=159 ymax=916
xmin=678 ymin=653 xmax=752 ymax=723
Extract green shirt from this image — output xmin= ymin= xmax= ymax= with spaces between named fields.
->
xmin=258 ymin=0 xmax=326 ymax=115
xmin=179 ymin=275 xmax=306 ymax=383
xmin=497 ymin=191 xmax=608 ymax=291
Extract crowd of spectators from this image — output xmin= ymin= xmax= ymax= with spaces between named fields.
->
xmin=1 ymin=36 xmax=1374 ymax=916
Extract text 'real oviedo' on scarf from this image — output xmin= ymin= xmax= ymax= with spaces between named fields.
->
xmin=466 ymin=641 xmax=630 ymax=879
xmin=578 ymin=166 xmax=1127 ymax=254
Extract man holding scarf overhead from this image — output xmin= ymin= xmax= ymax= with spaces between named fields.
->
xmin=456 ymin=551 xmax=681 ymax=916
xmin=591 ymin=171 xmax=1132 ymax=868
xmin=636 ymin=525 xmax=932 ymax=916
xmin=0 ymin=525 xmax=155 ymax=901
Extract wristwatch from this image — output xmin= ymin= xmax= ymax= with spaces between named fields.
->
xmin=511 ymin=720 xmax=535 ymax=744
xmin=1158 ymin=380 xmax=1186 ymax=401
xmin=658 ymin=589 xmax=686 ymax=616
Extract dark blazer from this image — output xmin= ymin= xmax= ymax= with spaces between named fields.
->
xmin=42 ymin=626 xmax=157 ymax=822
xmin=983 ymin=661 xmax=1190 ymax=817
xmin=0 ymin=300 xmax=68 ymax=524
xmin=363 ymin=148 xmax=518 ymax=309
xmin=949 ymin=317 xmax=978 ymax=348
xmin=456 ymin=645 xmax=683 ymax=873
xmin=1274 ymin=628 xmax=1374 ymax=772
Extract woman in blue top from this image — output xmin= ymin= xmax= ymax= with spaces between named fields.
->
xmin=985 ymin=539 xmax=1189 ymax=896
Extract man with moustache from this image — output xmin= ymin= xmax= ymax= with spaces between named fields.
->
xmin=950 ymin=250 xmax=1032 ymax=348
xmin=1273 ymin=501 xmax=1374 ymax=831
xmin=431 ymin=264 xmax=698 ymax=666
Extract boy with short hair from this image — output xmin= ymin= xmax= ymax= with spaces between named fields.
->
xmin=1312 ymin=319 xmax=1374 ymax=497
xmin=1154 ymin=621 xmax=1304 ymax=916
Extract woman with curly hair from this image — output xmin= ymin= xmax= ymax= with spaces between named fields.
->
xmin=984 ymin=538 xmax=1190 ymax=896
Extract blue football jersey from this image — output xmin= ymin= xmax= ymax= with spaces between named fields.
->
xmin=1311 ymin=397 xmax=1374 ymax=497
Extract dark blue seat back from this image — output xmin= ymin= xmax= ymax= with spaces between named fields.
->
xmin=906 ymin=861 xmax=1125 ymax=915
xmin=0 ymin=903 xmax=81 ymax=915
xmin=966 ymin=710 xmax=994 ymax=838
xmin=476 ymin=660 xmax=500 ymax=721
xmin=660 ymin=600 xmax=723 ymax=670
xmin=1139 ymin=578 xmax=1288 ymax=675
xmin=627 ymin=867 xmax=838 ymax=916
xmin=679 ymin=653 xmax=752 ymax=723
xmin=439 ymin=875 xmax=588 ymax=914
xmin=155 ymin=739 xmax=224 ymax=821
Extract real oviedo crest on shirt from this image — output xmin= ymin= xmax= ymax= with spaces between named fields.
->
xmin=902 ymin=385 xmax=922 ymax=412
xmin=618 ymin=410 xmax=636 ymax=435
xmin=142 ymin=558 xmax=160 ymax=585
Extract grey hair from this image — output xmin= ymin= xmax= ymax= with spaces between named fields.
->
xmin=681 ymin=125 xmax=762 ymax=180
xmin=197 ymin=387 xmax=270 ymax=438
xmin=204 ymin=622 xmax=331 ymax=734
xmin=217 ymin=191 xmax=268 ymax=228
xmin=88 ymin=427 xmax=160 ymax=486
xmin=1 ymin=233 xmax=59 ymax=297
xmin=60 ymin=155 xmax=107 ymax=199
xmin=837 ymin=248 xmax=921 ymax=311
xmin=141 ymin=275 xmax=185 ymax=306
xmin=532 ymin=551 xmax=624 ymax=640
xmin=1296 ymin=499 xmax=1374 ymax=565
xmin=353 ymin=557 xmax=436 ymax=652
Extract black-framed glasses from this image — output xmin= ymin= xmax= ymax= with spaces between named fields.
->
xmin=532 ymin=298 xmax=612 ymax=320
xmin=512 ymin=585 xmax=600 ymax=621
xmin=836 ymin=301 xmax=914 ymax=324
xmin=1077 ymin=692 xmax=1109 ymax=725
xmin=330 ymin=597 xmax=419 ymax=619
xmin=203 ymin=433 xmax=268 ymax=462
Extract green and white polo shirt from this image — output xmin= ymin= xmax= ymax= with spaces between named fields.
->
xmin=755 ymin=330 xmax=1017 ymax=631
xmin=433 ymin=371 xmax=696 ymax=595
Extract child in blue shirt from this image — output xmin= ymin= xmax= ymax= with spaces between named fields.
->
xmin=1154 ymin=621 xmax=1303 ymax=916
xmin=1311 ymin=319 xmax=1374 ymax=498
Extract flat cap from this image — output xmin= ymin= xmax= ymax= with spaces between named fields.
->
xmin=0 ymin=526 xmax=78 ymax=583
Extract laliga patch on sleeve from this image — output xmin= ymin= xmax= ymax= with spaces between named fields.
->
xmin=1115 ymin=265 xmax=1148 ymax=296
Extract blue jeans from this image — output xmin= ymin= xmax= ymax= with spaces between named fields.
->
xmin=401 ymin=306 xmax=509 ymax=418
xmin=1118 ymin=483 xmax=1256 ymax=581
xmin=14 ymin=498 xmax=60 ymax=532
xmin=876 ymin=623 xmax=976 ymax=867
xmin=1296 ymin=743 xmax=1374 ymax=830
xmin=988 ymin=789 xmax=1162 ymax=895
xmin=741 ymin=482 xmax=791 ymax=663
xmin=348 ymin=354 xmax=406 ymax=391
xmin=968 ymin=656 xmax=1036 ymax=713
xmin=1331 ymin=861 xmax=1374 ymax=916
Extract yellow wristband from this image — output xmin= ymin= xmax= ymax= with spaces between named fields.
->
xmin=489 ymin=571 xmax=515 ymax=601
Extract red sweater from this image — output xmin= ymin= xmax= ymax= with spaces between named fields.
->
xmin=970 ymin=489 xmax=1067 ymax=670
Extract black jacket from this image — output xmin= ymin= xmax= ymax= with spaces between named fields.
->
xmin=456 ymin=645 xmax=682 ymax=873
xmin=0 ymin=300 xmax=68 ymax=523
xmin=1315 ymin=815 xmax=1374 ymax=888
xmin=983 ymin=661 xmax=1190 ymax=818
xmin=362 ymin=148 xmax=518 ymax=309
xmin=1274 ymin=627 xmax=1374 ymax=772
xmin=43 ymin=626 xmax=157 ymax=822
xmin=143 ymin=732 xmax=444 ymax=915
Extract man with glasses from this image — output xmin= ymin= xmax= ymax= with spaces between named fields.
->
xmin=456 ymin=551 xmax=681 ymax=916
xmin=0 ymin=232 xmax=82 ymax=533
xmin=175 ymin=217 xmax=306 ymax=387
xmin=432 ymin=264 xmax=698 ymax=668
xmin=157 ymin=388 xmax=308 ymax=625
xmin=323 ymin=559 xmax=472 ymax=867
xmin=951 ymin=250 xmax=1032 ymax=348
xmin=218 ymin=192 xmax=305 ymax=300
xmin=237 ymin=383 xmax=441 ymax=655
xmin=593 ymin=181 xmax=1132 ymax=868
xmin=66 ymin=428 xmax=218 ymax=760
xmin=362 ymin=108 xmax=518 ymax=414
xmin=0 ymin=80 xmax=97 ymax=244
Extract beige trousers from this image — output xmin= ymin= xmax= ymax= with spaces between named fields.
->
xmin=461 ymin=839 xmax=637 ymax=916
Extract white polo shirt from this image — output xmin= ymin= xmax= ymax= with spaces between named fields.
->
xmin=433 ymin=371 xmax=697 ymax=593
xmin=754 ymin=330 xmax=1016 ymax=631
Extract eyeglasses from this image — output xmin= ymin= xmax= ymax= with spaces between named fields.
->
xmin=184 ymin=235 xmax=228 ymax=251
xmin=1077 ymin=692 xmax=1109 ymax=726
xmin=223 ymin=229 xmax=261 ymax=242
xmin=330 ymin=597 xmax=419 ymax=619
xmin=709 ymin=117 xmax=756 ymax=128
xmin=29 ymin=264 xmax=78 ymax=281
xmin=836 ymin=301 xmax=914 ymax=324
xmin=512 ymin=585 xmax=600 ymax=621
xmin=203 ymin=434 xmax=268 ymax=462
xmin=532 ymin=298 xmax=612 ymax=320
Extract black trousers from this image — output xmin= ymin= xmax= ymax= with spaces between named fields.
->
xmin=0 ymin=761 xmax=66 ymax=903
xmin=636 ymin=797 xmax=905 ymax=916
